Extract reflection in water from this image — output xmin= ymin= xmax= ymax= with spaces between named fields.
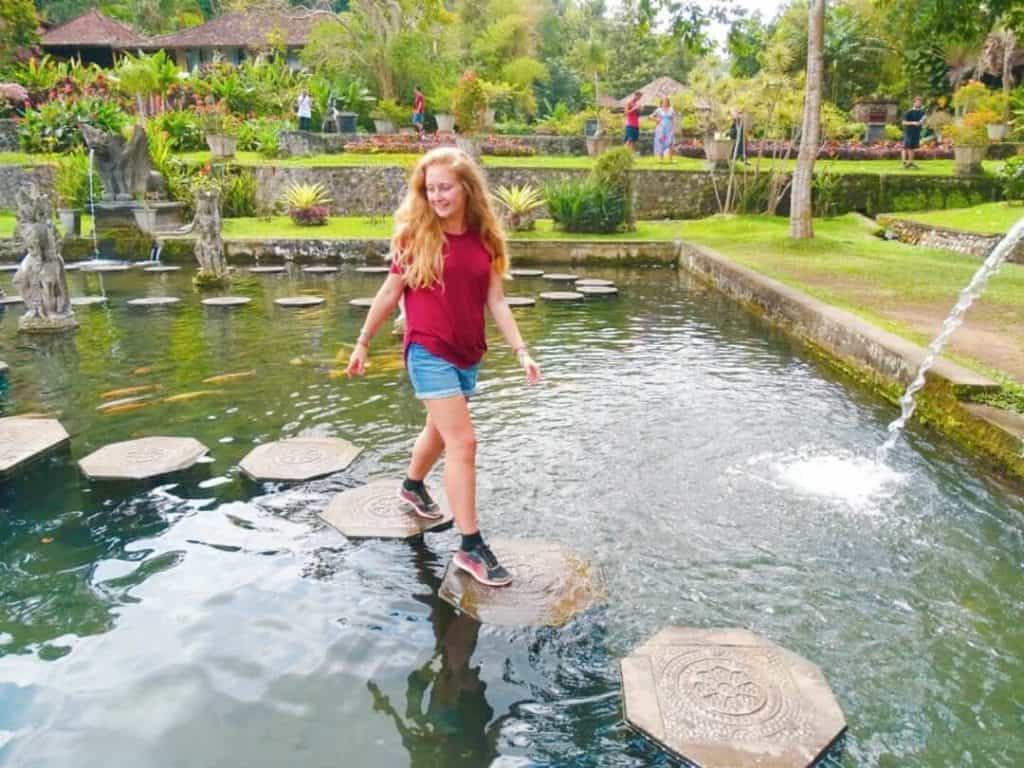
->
xmin=367 ymin=543 xmax=511 ymax=767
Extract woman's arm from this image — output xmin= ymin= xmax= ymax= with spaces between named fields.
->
xmin=486 ymin=269 xmax=540 ymax=383
xmin=346 ymin=272 xmax=404 ymax=377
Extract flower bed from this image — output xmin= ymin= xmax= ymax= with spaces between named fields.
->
xmin=342 ymin=133 xmax=535 ymax=156
xmin=667 ymin=138 xmax=954 ymax=161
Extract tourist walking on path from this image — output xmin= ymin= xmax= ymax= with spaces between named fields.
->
xmin=729 ymin=108 xmax=749 ymax=164
xmin=296 ymin=88 xmax=312 ymax=131
xmin=346 ymin=147 xmax=541 ymax=587
xmin=901 ymin=96 xmax=925 ymax=169
xmin=652 ymin=96 xmax=676 ymax=162
xmin=624 ymin=91 xmax=642 ymax=151
xmin=413 ymin=86 xmax=425 ymax=138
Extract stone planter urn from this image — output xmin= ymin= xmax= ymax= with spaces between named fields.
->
xmin=586 ymin=136 xmax=611 ymax=157
xmin=703 ymin=138 xmax=734 ymax=169
xmin=58 ymin=208 xmax=81 ymax=237
xmin=435 ymin=113 xmax=455 ymax=133
xmin=205 ymin=134 xmax=237 ymax=159
xmin=953 ymin=145 xmax=987 ymax=174
xmin=986 ymin=122 xmax=1009 ymax=141
xmin=373 ymin=119 xmax=395 ymax=134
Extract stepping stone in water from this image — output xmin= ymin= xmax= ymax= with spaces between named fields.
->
xmin=0 ymin=361 xmax=6 ymax=376
xmin=275 ymin=296 xmax=324 ymax=307
xmin=71 ymin=296 xmax=108 ymax=307
xmin=505 ymin=296 xmax=535 ymax=307
xmin=438 ymin=538 xmax=605 ymax=626
xmin=578 ymin=286 xmax=618 ymax=296
xmin=356 ymin=266 xmax=389 ymax=274
xmin=249 ymin=266 xmax=287 ymax=274
xmin=0 ymin=417 xmax=70 ymax=478
xmin=239 ymin=437 xmax=362 ymax=482
xmin=0 ymin=263 xmax=19 ymax=272
xmin=0 ymin=296 xmax=24 ymax=306
xmin=202 ymin=297 xmax=251 ymax=307
xmin=510 ymin=268 xmax=544 ymax=277
xmin=143 ymin=265 xmax=181 ymax=273
xmin=575 ymin=278 xmax=615 ymax=287
xmin=349 ymin=297 xmax=374 ymax=308
xmin=303 ymin=266 xmax=339 ymax=274
xmin=64 ymin=262 xmax=87 ymax=271
xmin=320 ymin=478 xmax=453 ymax=538
xmin=539 ymin=291 xmax=584 ymax=301
xmin=621 ymin=628 xmax=846 ymax=768
xmin=127 ymin=297 xmax=180 ymax=307
xmin=82 ymin=263 xmax=131 ymax=272
xmin=543 ymin=273 xmax=579 ymax=282
xmin=79 ymin=436 xmax=210 ymax=481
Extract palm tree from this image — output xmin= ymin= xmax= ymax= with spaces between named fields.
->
xmin=790 ymin=0 xmax=826 ymax=240
xmin=576 ymin=34 xmax=609 ymax=129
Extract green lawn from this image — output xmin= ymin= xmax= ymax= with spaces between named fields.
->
xmin=893 ymin=202 xmax=1024 ymax=235
xmin=0 ymin=212 xmax=12 ymax=238
xmin=679 ymin=213 xmax=1024 ymax=383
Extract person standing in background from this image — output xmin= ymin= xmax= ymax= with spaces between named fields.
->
xmin=624 ymin=91 xmax=642 ymax=151
xmin=901 ymin=96 xmax=925 ymax=169
xmin=729 ymin=108 xmax=749 ymax=164
xmin=296 ymin=88 xmax=312 ymax=131
xmin=652 ymin=96 xmax=676 ymax=163
xmin=413 ymin=86 xmax=425 ymax=138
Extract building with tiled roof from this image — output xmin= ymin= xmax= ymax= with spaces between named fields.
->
xmin=40 ymin=9 xmax=148 ymax=66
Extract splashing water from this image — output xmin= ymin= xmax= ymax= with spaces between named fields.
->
xmin=775 ymin=451 xmax=904 ymax=509
xmin=877 ymin=215 xmax=1024 ymax=463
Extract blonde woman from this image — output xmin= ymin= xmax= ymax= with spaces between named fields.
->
xmin=347 ymin=148 xmax=540 ymax=587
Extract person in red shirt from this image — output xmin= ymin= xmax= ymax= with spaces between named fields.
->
xmin=624 ymin=91 xmax=642 ymax=151
xmin=346 ymin=147 xmax=540 ymax=587
xmin=412 ymin=86 xmax=425 ymax=138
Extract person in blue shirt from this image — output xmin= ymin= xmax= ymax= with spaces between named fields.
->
xmin=901 ymin=96 xmax=925 ymax=169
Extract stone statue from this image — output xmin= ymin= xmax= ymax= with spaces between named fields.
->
xmin=193 ymin=188 xmax=229 ymax=287
xmin=12 ymin=184 xmax=76 ymax=332
xmin=80 ymin=123 xmax=162 ymax=201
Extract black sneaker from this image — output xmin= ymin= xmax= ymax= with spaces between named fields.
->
xmin=452 ymin=542 xmax=512 ymax=587
xmin=398 ymin=483 xmax=443 ymax=520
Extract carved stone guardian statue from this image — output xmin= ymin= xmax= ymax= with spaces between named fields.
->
xmin=193 ymin=188 xmax=230 ymax=288
xmin=12 ymin=184 xmax=77 ymax=332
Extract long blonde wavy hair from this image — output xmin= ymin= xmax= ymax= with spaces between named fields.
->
xmin=391 ymin=147 xmax=508 ymax=289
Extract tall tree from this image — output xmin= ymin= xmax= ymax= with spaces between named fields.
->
xmin=789 ymin=0 xmax=825 ymax=240
xmin=0 ymin=0 xmax=38 ymax=64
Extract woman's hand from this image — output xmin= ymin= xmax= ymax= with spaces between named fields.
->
xmin=346 ymin=343 xmax=369 ymax=377
xmin=521 ymin=352 xmax=541 ymax=384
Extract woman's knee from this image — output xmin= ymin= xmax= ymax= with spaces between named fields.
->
xmin=445 ymin=429 xmax=476 ymax=460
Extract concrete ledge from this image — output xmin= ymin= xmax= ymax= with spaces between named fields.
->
xmin=877 ymin=214 xmax=1024 ymax=263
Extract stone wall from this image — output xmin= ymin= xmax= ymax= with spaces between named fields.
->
xmin=254 ymin=164 xmax=999 ymax=220
xmin=877 ymin=215 xmax=1024 ymax=263
xmin=0 ymin=164 xmax=55 ymax=210
xmin=0 ymin=120 xmax=19 ymax=152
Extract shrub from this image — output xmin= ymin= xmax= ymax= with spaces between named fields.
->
xmin=452 ymin=71 xmax=488 ymax=135
xmin=54 ymin=147 xmax=94 ymax=208
xmin=18 ymin=97 xmax=130 ymax=153
xmin=282 ymin=181 xmax=332 ymax=226
xmin=952 ymin=81 xmax=991 ymax=113
xmin=371 ymin=97 xmax=408 ymax=125
xmin=236 ymin=117 xmax=289 ymax=157
xmin=493 ymin=184 xmax=544 ymax=231
xmin=998 ymin=155 xmax=1024 ymax=201
xmin=219 ymin=168 xmax=257 ymax=217
xmin=884 ymin=124 xmax=903 ymax=142
xmin=946 ymin=113 xmax=991 ymax=146
xmin=591 ymin=147 xmax=635 ymax=226
xmin=149 ymin=109 xmax=204 ymax=151
xmin=544 ymin=180 xmax=626 ymax=234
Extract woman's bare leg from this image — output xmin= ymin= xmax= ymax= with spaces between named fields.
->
xmin=421 ymin=395 xmax=477 ymax=535
xmin=407 ymin=414 xmax=443 ymax=482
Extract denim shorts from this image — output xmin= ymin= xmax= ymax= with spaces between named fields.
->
xmin=624 ymin=125 xmax=640 ymax=142
xmin=406 ymin=343 xmax=479 ymax=400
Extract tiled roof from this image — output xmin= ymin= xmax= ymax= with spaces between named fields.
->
xmin=618 ymin=76 xmax=686 ymax=109
xmin=41 ymin=9 xmax=147 ymax=48
xmin=144 ymin=9 xmax=337 ymax=49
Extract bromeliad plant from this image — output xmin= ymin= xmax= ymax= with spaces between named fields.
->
xmin=282 ymin=182 xmax=332 ymax=226
xmin=493 ymin=184 xmax=544 ymax=231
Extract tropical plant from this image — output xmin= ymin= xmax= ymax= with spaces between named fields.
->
xmin=998 ymin=155 xmax=1024 ymax=201
xmin=148 ymin=109 xmax=204 ymax=151
xmin=493 ymin=184 xmax=544 ymax=231
xmin=197 ymin=102 xmax=241 ymax=137
xmin=451 ymin=70 xmax=488 ymax=134
xmin=18 ymin=97 xmax=131 ymax=153
xmin=544 ymin=180 xmax=626 ymax=234
xmin=281 ymin=182 xmax=332 ymax=226
xmin=924 ymin=110 xmax=952 ymax=138
xmin=952 ymin=80 xmax=992 ymax=115
xmin=591 ymin=147 xmax=635 ymax=227
xmin=53 ymin=147 xmax=92 ymax=209
xmin=945 ymin=113 xmax=991 ymax=146
xmin=236 ymin=117 xmax=290 ymax=157
xmin=370 ymin=97 xmax=407 ymax=125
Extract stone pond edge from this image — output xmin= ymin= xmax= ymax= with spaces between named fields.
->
xmin=675 ymin=239 xmax=1024 ymax=483
xmin=876 ymin=214 xmax=1024 ymax=263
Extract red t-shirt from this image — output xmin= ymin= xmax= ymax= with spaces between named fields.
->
xmin=626 ymin=101 xmax=640 ymax=127
xmin=413 ymin=92 xmax=424 ymax=114
xmin=390 ymin=230 xmax=492 ymax=369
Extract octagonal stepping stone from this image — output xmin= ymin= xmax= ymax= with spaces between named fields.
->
xmin=575 ymin=278 xmax=615 ymax=287
xmin=71 ymin=296 xmax=108 ymax=307
xmin=542 ymin=273 xmax=578 ymax=282
xmin=621 ymin=628 xmax=846 ymax=768
xmin=0 ymin=263 xmax=20 ymax=272
xmin=64 ymin=262 xmax=88 ymax=271
xmin=79 ymin=436 xmax=209 ymax=481
xmin=239 ymin=437 xmax=361 ymax=482
xmin=319 ymin=478 xmax=453 ymax=539
xmin=275 ymin=296 xmax=324 ymax=307
xmin=127 ymin=297 xmax=180 ymax=307
xmin=143 ymin=265 xmax=181 ymax=273
xmin=82 ymin=263 xmax=131 ymax=272
xmin=249 ymin=266 xmax=287 ymax=274
xmin=0 ymin=417 xmax=70 ymax=477
xmin=202 ymin=296 xmax=251 ymax=307
xmin=0 ymin=295 xmax=24 ymax=306
xmin=540 ymin=291 xmax=584 ymax=302
xmin=302 ymin=266 xmax=339 ymax=274
xmin=578 ymin=286 xmax=618 ymax=296
xmin=349 ymin=297 xmax=374 ymax=308
xmin=505 ymin=296 xmax=535 ymax=307
xmin=438 ymin=538 xmax=605 ymax=627
xmin=510 ymin=268 xmax=544 ymax=277
xmin=356 ymin=266 xmax=389 ymax=274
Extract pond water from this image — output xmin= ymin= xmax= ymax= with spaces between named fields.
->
xmin=0 ymin=263 xmax=1021 ymax=767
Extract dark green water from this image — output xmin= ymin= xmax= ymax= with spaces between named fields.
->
xmin=0 ymin=262 xmax=1021 ymax=767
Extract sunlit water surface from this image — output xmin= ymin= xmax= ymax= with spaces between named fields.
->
xmin=0 ymin=263 xmax=1021 ymax=767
